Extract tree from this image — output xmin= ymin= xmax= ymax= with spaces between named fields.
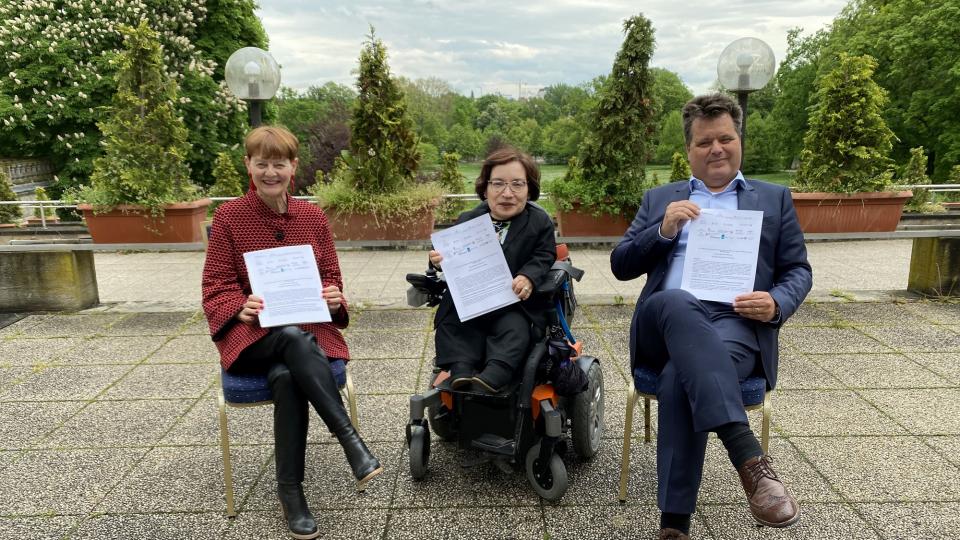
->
xmin=794 ymin=53 xmax=895 ymax=193
xmin=650 ymin=68 xmax=693 ymax=126
xmin=506 ymin=118 xmax=542 ymax=156
xmin=342 ymin=28 xmax=420 ymax=193
xmin=653 ymin=110 xmax=685 ymax=164
xmin=552 ymin=14 xmax=658 ymax=215
xmin=768 ymin=28 xmax=829 ymax=166
xmin=313 ymin=28 xmax=439 ymax=221
xmin=820 ymin=0 xmax=960 ymax=178
xmin=397 ymin=76 xmax=455 ymax=146
xmin=32 ymin=187 xmax=56 ymax=220
xmin=542 ymin=83 xmax=594 ymax=118
xmin=76 ymin=22 xmax=196 ymax=217
xmin=541 ymin=117 xmax=585 ymax=164
xmin=0 ymin=170 xmax=19 ymax=224
xmin=669 ymin=152 xmax=691 ymax=181
xmin=444 ymin=124 xmax=482 ymax=161
xmin=209 ymin=151 xmax=244 ymax=211
xmin=0 ymin=1 xmax=264 ymax=191
xmin=743 ymin=112 xmax=784 ymax=174
xmin=276 ymin=83 xmax=355 ymax=192
xmin=901 ymin=147 xmax=937 ymax=211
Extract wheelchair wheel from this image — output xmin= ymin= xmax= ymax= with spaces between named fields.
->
xmin=408 ymin=422 xmax=430 ymax=480
xmin=524 ymin=441 xmax=568 ymax=501
xmin=427 ymin=371 xmax=457 ymax=441
xmin=571 ymin=360 xmax=604 ymax=459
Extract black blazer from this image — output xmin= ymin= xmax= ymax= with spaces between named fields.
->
xmin=434 ymin=201 xmax=557 ymax=330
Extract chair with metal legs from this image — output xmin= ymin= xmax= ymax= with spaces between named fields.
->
xmin=617 ymin=365 xmax=771 ymax=502
xmin=216 ymin=359 xmax=358 ymax=517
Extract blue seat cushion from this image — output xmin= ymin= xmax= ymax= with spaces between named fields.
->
xmin=632 ymin=366 xmax=766 ymax=407
xmin=222 ymin=358 xmax=347 ymax=404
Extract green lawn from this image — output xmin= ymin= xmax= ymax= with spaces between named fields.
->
xmin=454 ymin=162 xmax=795 ymax=193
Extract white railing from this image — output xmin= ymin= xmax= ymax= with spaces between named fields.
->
xmin=3 ymin=185 xmax=959 ymax=230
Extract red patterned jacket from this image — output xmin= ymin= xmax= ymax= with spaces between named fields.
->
xmin=201 ymin=191 xmax=350 ymax=370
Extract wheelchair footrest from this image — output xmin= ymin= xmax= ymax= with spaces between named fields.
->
xmin=471 ymin=434 xmax=515 ymax=456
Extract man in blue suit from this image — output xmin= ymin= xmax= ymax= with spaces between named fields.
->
xmin=611 ymin=93 xmax=812 ymax=540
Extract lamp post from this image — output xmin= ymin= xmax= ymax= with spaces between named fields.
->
xmin=224 ymin=47 xmax=281 ymax=127
xmin=717 ymin=37 xmax=775 ymax=171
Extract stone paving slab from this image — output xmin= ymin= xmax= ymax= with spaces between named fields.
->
xmin=2 ymin=241 xmax=960 ymax=538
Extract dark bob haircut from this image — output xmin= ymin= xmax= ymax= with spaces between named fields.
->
xmin=473 ymin=145 xmax=541 ymax=201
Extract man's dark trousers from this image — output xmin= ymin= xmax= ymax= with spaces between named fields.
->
xmin=631 ymin=288 xmax=761 ymax=514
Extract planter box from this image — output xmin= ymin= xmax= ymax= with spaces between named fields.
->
xmin=791 ymin=191 xmax=912 ymax=233
xmin=78 ymin=199 xmax=211 ymax=243
xmin=326 ymin=208 xmax=436 ymax=241
xmin=556 ymin=203 xmax=632 ymax=238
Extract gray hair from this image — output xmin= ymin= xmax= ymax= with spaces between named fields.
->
xmin=681 ymin=93 xmax=743 ymax=146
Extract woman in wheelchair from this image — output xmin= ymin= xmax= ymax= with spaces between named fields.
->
xmin=202 ymin=126 xmax=381 ymax=540
xmin=429 ymin=146 xmax=556 ymax=393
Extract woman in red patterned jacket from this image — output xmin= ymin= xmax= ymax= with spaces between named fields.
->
xmin=202 ymin=126 xmax=381 ymax=540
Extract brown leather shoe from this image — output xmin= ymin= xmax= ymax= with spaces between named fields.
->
xmin=737 ymin=455 xmax=801 ymax=528
xmin=657 ymin=528 xmax=690 ymax=540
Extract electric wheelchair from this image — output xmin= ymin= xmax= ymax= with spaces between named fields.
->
xmin=404 ymin=245 xmax=604 ymax=501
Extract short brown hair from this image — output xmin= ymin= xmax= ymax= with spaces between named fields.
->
xmin=244 ymin=126 xmax=299 ymax=160
xmin=681 ymin=93 xmax=743 ymax=146
xmin=474 ymin=146 xmax=541 ymax=201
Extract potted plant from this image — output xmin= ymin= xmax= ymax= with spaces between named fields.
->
xmin=0 ymin=170 xmax=21 ymax=228
xmin=26 ymin=187 xmax=59 ymax=224
xmin=550 ymin=15 xmax=657 ymax=237
xmin=791 ymin=53 xmax=910 ymax=233
xmin=72 ymin=22 xmax=209 ymax=243
xmin=311 ymin=29 xmax=440 ymax=240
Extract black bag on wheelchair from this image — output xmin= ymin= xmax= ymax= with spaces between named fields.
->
xmin=539 ymin=335 xmax=589 ymax=396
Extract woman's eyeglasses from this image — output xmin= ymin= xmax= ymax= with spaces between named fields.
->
xmin=488 ymin=180 xmax=528 ymax=193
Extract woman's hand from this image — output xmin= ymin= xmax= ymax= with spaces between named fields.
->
xmin=513 ymin=275 xmax=534 ymax=301
xmin=237 ymin=294 xmax=264 ymax=325
xmin=429 ymin=249 xmax=443 ymax=269
xmin=322 ymin=285 xmax=344 ymax=314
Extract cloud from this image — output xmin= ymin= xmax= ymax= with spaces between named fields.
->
xmin=255 ymin=0 xmax=847 ymax=95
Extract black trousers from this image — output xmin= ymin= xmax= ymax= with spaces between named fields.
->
xmin=435 ymin=304 xmax=530 ymax=372
xmin=230 ymin=326 xmax=346 ymax=485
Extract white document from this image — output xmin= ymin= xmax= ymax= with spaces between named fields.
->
xmin=243 ymin=244 xmax=332 ymax=327
xmin=430 ymin=213 xmax=519 ymax=322
xmin=680 ymin=208 xmax=764 ymax=303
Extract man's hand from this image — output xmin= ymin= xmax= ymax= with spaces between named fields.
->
xmin=733 ymin=291 xmax=777 ymax=322
xmin=322 ymin=285 xmax=344 ymax=314
xmin=237 ymin=294 xmax=264 ymax=325
xmin=660 ymin=201 xmax=701 ymax=239
xmin=428 ymin=249 xmax=443 ymax=268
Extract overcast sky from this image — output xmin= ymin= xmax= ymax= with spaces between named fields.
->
xmin=255 ymin=0 xmax=849 ymax=97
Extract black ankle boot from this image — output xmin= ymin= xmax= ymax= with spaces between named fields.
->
xmin=336 ymin=429 xmax=384 ymax=491
xmin=277 ymin=483 xmax=319 ymax=540
xmin=292 ymin=353 xmax=384 ymax=491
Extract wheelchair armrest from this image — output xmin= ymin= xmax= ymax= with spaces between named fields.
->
xmin=534 ymin=260 xmax=584 ymax=298
xmin=405 ymin=272 xmax=447 ymax=307
xmin=536 ymin=268 xmax=567 ymax=297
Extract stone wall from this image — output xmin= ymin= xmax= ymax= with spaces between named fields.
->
xmin=0 ymin=158 xmax=55 ymax=199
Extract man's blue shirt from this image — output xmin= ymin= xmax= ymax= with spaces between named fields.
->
xmin=660 ymin=172 xmax=746 ymax=291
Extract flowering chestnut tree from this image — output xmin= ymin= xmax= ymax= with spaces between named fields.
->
xmin=0 ymin=0 xmax=266 ymax=191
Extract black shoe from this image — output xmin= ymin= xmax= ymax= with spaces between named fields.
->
xmin=336 ymin=429 xmax=384 ymax=491
xmin=277 ymin=483 xmax=320 ymax=539
xmin=472 ymin=361 xmax=514 ymax=394
xmin=448 ymin=362 xmax=475 ymax=389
